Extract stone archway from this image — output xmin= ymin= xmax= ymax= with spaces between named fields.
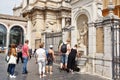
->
xmin=77 ymin=14 xmax=88 ymax=55
xmin=0 ymin=24 xmax=7 ymax=47
xmin=9 ymin=26 xmax=24 ymax=45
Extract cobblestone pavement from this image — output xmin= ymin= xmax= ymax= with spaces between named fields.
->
xmin=0 ymin=53 xmax=109 ymax=80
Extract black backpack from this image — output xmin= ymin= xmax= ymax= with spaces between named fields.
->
xmin=61 ymin=43 xmax=67 ymax=53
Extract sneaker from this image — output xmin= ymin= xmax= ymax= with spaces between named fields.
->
xmin=9 ymin=75 xmax=16 ymax=78
xmin=43 ymin=74 xmax=46 ymax=77
xmin=12 ymin=75 xmax=16 ymax=78
xmin=9 ymin=75 xmax=13 ymax=78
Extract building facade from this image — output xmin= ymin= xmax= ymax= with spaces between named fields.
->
xmin=0 ymin=0 xmax=71 ymax=51
xmin=13 ymin=0 xmax=71 ymax=50
xmin=0 ymin=14 xmax=27 ymax=51
xmin=1 ymin=0 xmax=120 ymax=79
xmin=71 ymin=0 xmax=120 ymax=79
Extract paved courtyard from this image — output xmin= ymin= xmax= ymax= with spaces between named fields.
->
xmin=0 ymin=53 xmax=109 ymax=80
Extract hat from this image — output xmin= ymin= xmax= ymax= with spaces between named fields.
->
xmin=49 ymin=45 xmax=53 ymax=48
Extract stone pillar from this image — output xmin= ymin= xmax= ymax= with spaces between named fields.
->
xmin=26 ymin=18 xmax=32 ymax=48
xmin=71 ymin=16 xmax=77 ymax=47
xmin=88 ymin=22 xmax=96 ymax=57
xmin=71 ymin=30 xmax=77 ymax=47
xmin=87 ymin=22 xmax=96 ymax=73
xmin=6 ymin=31 xmax=10 ymax=54
xmin=62 ymin=17 xmax=66 ymax=42
xmin=102 ymin=23 xmax=112 ymax=78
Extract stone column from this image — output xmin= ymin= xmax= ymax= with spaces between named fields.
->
xmin=26 ymin=18 xmax=32 ymax=48
xmin=88 ymin=22 xmax=96 ymax=56
xmin=62 ymin=17 xmax=66 ymax=42
xmin=88 ymin=22 xmax=96 ymax=73
xmin=71 ymin=16 xmax=77 ymax=47
xmin=6 ymin=31 xmax=10 ymax=54
xmin=102 ymin=23 xmax=112 ymax=78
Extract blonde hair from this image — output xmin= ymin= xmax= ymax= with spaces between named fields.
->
xmin=66 ymin=39 xmax=70 ymax=42
xmin=39 ymin=42 xmax=44 ymax=48
xmin=9 ymin=44 xmax=17 ymax=57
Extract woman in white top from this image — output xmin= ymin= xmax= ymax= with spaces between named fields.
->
xmin=36 ymin=42 xmax=47 ymax=78
xmin=8 ymin=44 xmax=17 ymax=78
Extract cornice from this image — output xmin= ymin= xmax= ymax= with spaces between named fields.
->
xmin=0 ymin=14 xmax=27 ymax=22
xmin=59 ymin=6 xmax=71 ymax=11
xmin=46 ymin=0 xmax=62 ymax=3
xmin=13 ymin=5 xmax=22 ymax=10
xmin=22 ymin=5 xmax=71 ymax=16
xmin=29 ymin=0 xmax=46 ymax=6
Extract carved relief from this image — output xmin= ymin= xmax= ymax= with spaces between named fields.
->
xmin=46 ymin=21 xmax=56 ymax=32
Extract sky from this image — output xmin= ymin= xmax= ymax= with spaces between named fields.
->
xmin=0 ymin=0 xmax=22 ymax=15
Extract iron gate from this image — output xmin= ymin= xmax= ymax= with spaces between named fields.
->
xmin=111 ymin=22 xmax=120 ymax=80
xmin=45 ymin=32 xmax=62 ymax=53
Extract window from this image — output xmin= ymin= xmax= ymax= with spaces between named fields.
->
xmin=9 ymin=26 xmax=24 ymax=45
xmin=0 ymin=24 xmax=7 ymax=47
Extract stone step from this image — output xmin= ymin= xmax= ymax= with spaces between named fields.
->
xmin=76 ymin=57 xmax=87 ymax=66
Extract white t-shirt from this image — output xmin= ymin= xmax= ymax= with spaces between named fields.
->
xmin=36 ymin=48 xmax=46 ymax=61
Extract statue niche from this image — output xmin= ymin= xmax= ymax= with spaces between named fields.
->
xmin=77 ymin=22 xmax=88 ymax=56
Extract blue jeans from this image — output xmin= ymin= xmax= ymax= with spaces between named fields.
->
xmin=7 ymin=64 xmax=10 ymax=73
xmin=9 ymin=64 xmax=16 ymax=75
xmin=22 ymin=57 xmax=28 ymax=73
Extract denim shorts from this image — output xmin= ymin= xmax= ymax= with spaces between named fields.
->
xmin=60 ymin=54 xmax=68 ymax=64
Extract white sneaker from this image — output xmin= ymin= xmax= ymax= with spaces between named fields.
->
xmin=12 ymin=75 xmax=16 ymax=78
xmin=9 ymin=75 xmax=13 ymax=78
xmin=9 ymin=75 xmax=16 ymax=78
xmin=43 ymin=74 xmax=46 ymax=77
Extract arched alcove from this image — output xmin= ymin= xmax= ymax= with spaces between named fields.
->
xmin=0 ymin=24 xmax=7 ymax=47
xmin=9 ymin=26 xmax=24 ymax=45
xmin=77 ymin=14 xmax=88 ymax=55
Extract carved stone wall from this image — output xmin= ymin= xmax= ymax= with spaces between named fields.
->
xmin=20 ymin=0 xmax=71 ymax=49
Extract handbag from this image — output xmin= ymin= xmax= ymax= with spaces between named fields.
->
xmin=5 ymin=55 xmax=10 ymax=63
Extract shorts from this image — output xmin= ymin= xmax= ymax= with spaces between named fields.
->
xmin=60 ymin=54 xmax=68 ymax=64
xmin=46 ymin=61 xmax=53 ymax=66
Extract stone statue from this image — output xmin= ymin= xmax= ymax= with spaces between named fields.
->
xmin=65 ymin=18 xmax=71 ymax=27
xmin=77 ymin=21 xmax=88 ymax=55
